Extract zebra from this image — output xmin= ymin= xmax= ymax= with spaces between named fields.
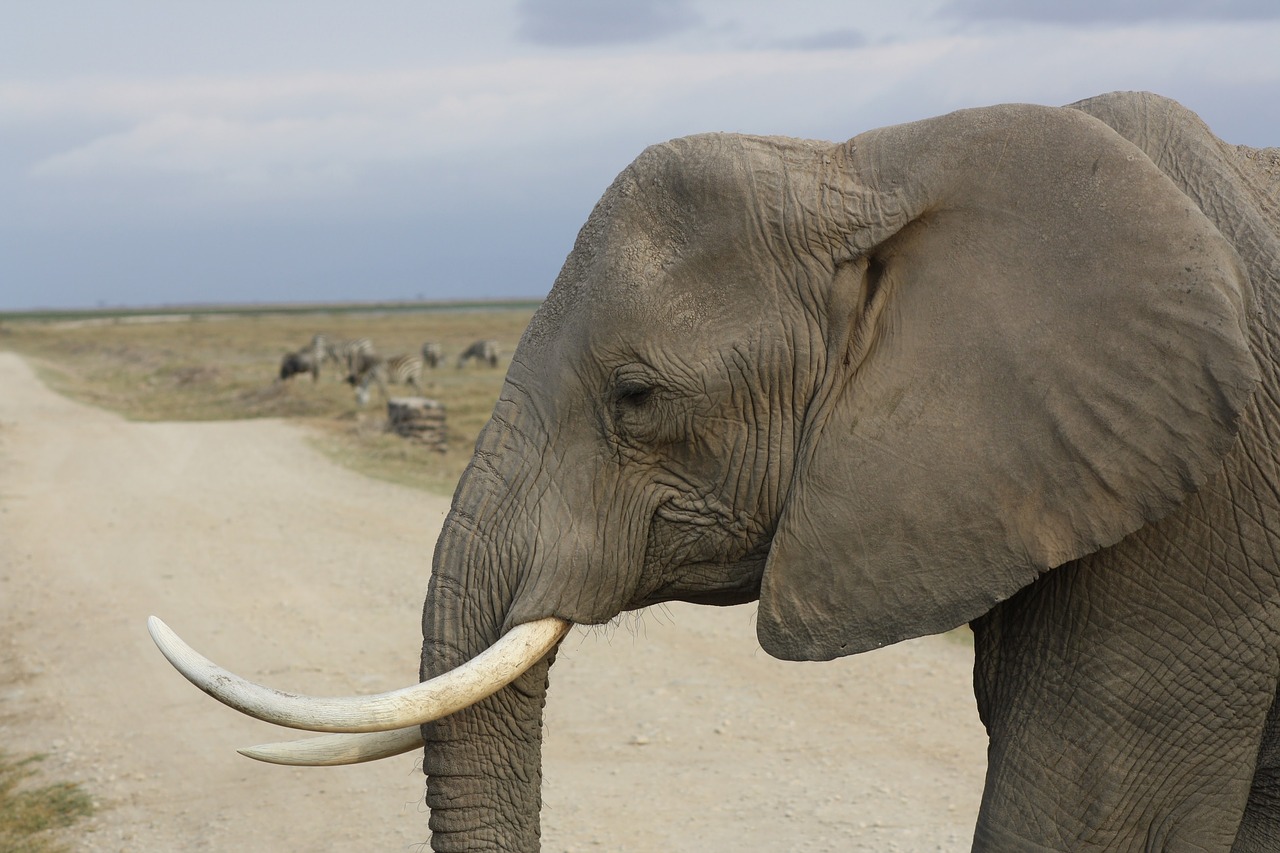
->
xmin=420 ymin=341 xmax=444 ymax=369
xmin=346 ymin=352 xmax=423 ymax=406
xmin=457 ymin=339 xmax=500 ymax=369
xmin=310 ymin=333 xmax=375 ymax=380
xmin=278 ymin=348 xmax=320 ymax=382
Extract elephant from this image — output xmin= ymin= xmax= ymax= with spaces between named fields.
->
xmin=150 ymin=91 xmax=1280 ymax=851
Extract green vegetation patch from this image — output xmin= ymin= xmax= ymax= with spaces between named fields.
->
xmin=0 ymin=752 xmax=94 ymax=853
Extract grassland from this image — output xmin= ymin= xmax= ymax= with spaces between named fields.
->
xmin=0 ymin=303 xmax=540 ymax=495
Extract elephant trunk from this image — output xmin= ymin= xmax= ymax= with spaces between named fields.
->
xmin=421 ymin=645 xmax=554 ymax=851
xmin=420 ymin=403 xmax=560 ymax=852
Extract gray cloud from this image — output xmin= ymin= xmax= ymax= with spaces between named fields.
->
xmin=517 ymin=0 xmax=701 ymax=46
xmin=941 ymin=0 xmax=1280 ymax=24
xmin=4 ymin=3 xmax=1279 ymax=310
xmin=770 ymin=28 xmax=867 ymax=51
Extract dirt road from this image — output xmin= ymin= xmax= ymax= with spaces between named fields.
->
xmin=0 ymin=351 xmax=988 ymax=851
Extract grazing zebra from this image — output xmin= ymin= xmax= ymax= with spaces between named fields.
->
xmin=457 ymin=339 xmax=500 ymax=368
xmin=346 ymin=352 xmax=423 ymax=406
xmin=279 ymin=348 xmax=319 ymax=382
xmin=420 ymin=341 xmax=443 ymax=369
xmin=310 ymin=333 xmax=375 ymax=380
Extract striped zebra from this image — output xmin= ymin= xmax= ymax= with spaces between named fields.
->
xmin=457 ymin=339 xmax=500 ymax=368
xmin=346 ymin=352 xmax=423 ymax=406
xmin=420 ymin=341 xmax=443 ymax=369
xmin=310 ymin=333 xmax=375 ymax=380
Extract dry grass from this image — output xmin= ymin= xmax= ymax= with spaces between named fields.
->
xmin=0 ymin=752 xmax=94 ymax=853
xmin=0 ymin=304 xmax=538 ymax=495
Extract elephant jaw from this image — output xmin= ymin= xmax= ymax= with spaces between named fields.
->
xmin=146 ymin=614 xmax=570 ymax=765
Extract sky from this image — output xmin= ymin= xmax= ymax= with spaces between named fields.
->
xmin=2 ymin=0 xmax=1278 ymax=310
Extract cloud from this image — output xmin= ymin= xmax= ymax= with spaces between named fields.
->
xmin=13 ymin=68 xmax=568 ymax=201
xmin=29 ymin=113 xmax=369 ymax=200
xmin=15 ymin=52 xmax=873 ymax=203
xmin=7 ymin=18 xmax=1280 ymax=229
xmin=941 ymin=0 xmax=1280 ymax=24
xmin=768 ymin=28 xmax=868 ymax=51
xmin=516 ymin=0 xmax=701 ymax=46
xmin=5 ymin=5 xmax=1280 ymax=310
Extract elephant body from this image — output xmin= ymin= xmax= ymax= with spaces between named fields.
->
xmin=415 ymin=91 xmax=1280 ymax=852
xmin=973 ymin=385 xmax=1280 ymax=850
xmin=149 ymin=91 xmax=1280 ymax=852
xmin=967 ymin=94 xmax=1280 ymax=851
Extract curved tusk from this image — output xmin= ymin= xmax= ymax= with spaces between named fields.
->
xmin=238 ymin=726 xmax=425 ymax=766
xmin=147 ymin=615 xmax=570 ymax=733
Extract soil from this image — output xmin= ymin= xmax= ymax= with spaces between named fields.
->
xmin=0 ymin=351 xmax=988 ymax=852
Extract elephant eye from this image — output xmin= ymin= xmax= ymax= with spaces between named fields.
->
xmin=609 ymin=366 xmax=673 ymax=445
xmin=614 ymin=382 xmax=654 ymax=409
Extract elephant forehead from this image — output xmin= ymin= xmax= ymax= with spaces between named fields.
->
xmin=521 ymin=132 xmax=826 ymax=355
xmin=533 ymin=234 xmax=733 ymax=354
xmin=519 ymin=179 xmax=692 ymax=353
xmin=591 ymin=280 xmax=714 ymax=338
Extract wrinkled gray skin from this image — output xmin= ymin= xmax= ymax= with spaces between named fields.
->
xmin=419 ymin=92 xmax=1280 ymax=851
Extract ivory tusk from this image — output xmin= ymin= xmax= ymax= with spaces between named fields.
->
xmin=147 ymin=615 xmax=570 ymax=733
xmin=238 ymin=726 xmax=425 ymax=766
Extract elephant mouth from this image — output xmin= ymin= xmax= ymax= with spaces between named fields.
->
xmin=149 ymin=488 xmax=770 ymax=766
xmin=146 ymin=614 xmax=570 ymax=765
xmin=630 ymin=523 xmax=771 ymax=609
xmin=634 ymin=495 xmax=772 ymax=608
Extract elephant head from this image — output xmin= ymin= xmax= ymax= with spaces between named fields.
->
xmin=152 ymin=95 xmax=1262 ymax=851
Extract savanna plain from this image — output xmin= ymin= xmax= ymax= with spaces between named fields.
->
xmin=0 ymin=306 xmax=986 ymax=852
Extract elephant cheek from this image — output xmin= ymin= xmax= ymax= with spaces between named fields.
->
xmin=506 ymin=487 xmax=655 ymax=627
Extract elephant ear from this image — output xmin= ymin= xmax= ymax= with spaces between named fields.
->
xmin=756 ymin=104 xmax=1258 ymax=661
